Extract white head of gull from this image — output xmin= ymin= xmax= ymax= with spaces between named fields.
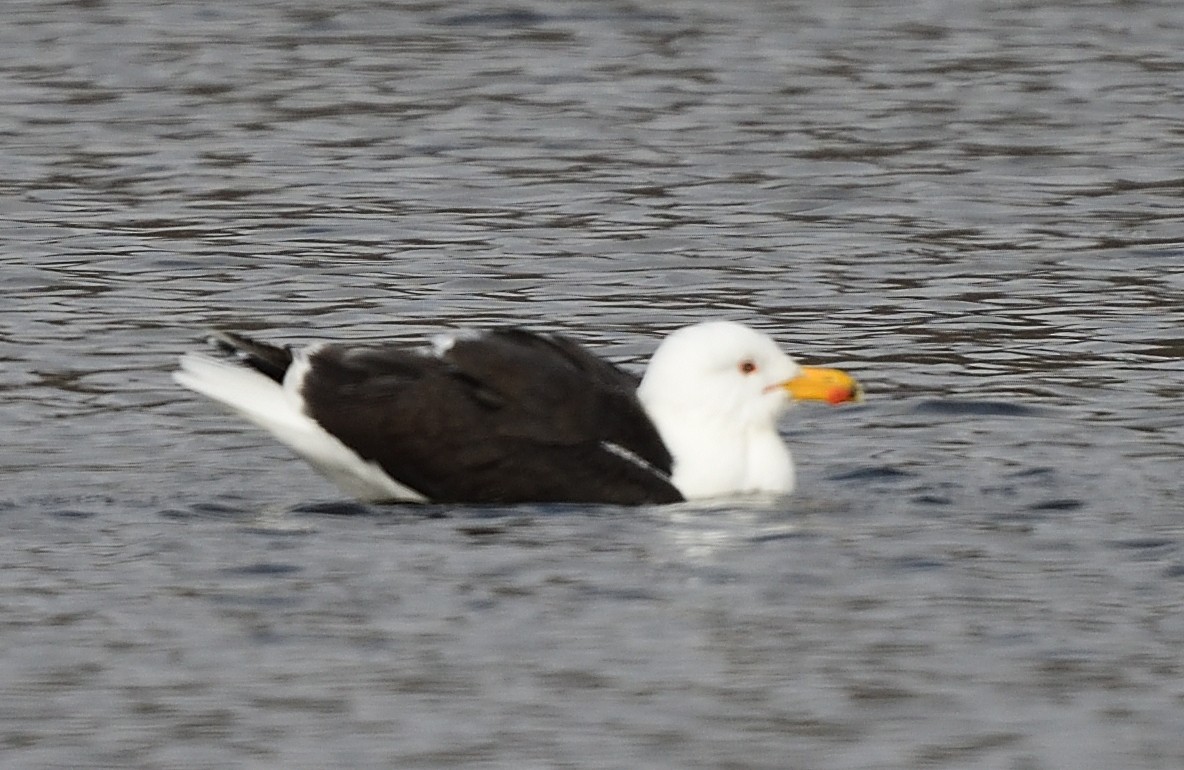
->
xmin=638 ymin=321 xmax=858 ymax=499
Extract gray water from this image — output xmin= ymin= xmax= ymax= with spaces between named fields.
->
xmin=3 ymin=0 xmax=1183 ymax=767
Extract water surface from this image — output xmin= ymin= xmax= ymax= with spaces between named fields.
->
xmin=2 ymin=1 xmax=1182 ymax=767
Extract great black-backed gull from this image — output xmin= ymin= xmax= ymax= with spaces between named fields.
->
xmin=174 ymin=321 xmax=860 ymax=505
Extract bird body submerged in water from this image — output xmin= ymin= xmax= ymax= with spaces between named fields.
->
xmin=174 ymin=321 xmax=860 ymax=505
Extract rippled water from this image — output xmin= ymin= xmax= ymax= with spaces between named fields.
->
xmin=3 ymin=1 xmax=1182 ymax=767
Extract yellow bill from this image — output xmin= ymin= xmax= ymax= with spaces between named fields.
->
xmin=781 ymin=366 xmax=862 ymax=404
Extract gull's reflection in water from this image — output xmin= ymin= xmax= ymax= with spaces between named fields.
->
xmin=655 ymin=496 xmax=827 ymax=563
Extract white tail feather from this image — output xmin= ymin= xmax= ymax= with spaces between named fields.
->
xmin=174 ymin=353 xmax=300 ymax=430
xmin=174 ymin=353 xmax=426 ymax=502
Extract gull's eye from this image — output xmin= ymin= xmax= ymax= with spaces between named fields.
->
xmin=739 ymin=360 xmax=758 ymax=375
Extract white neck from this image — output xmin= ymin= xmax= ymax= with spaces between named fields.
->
xmin=642 ymin=403 xmax=794 ymax=499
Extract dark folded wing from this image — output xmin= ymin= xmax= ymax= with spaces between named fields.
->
xmin=296 ymin=329 xmax=681 ymax=504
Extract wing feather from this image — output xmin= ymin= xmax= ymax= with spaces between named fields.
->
xmin=296 ymin=329 xmax=681 ymax=504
